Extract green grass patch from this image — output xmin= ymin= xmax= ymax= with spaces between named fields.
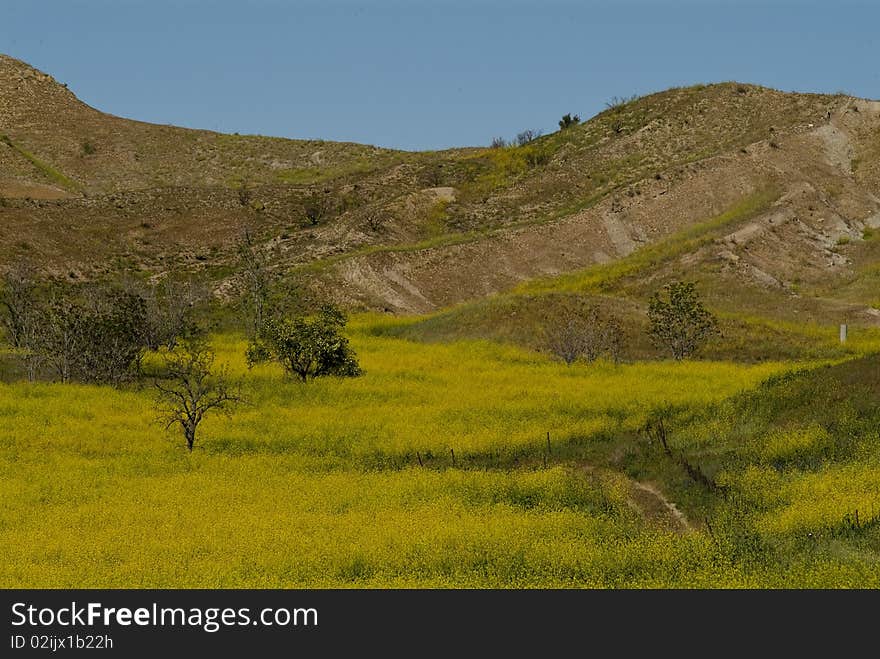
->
xmin=273 ymin=161 xmax=376 ymax=185
xmin=516 ymin=187 xmax=780 ymax=296
xmin=1 ymin=134 xmax=81 ymax=192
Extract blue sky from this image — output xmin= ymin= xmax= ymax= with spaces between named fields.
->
xmin=2 ymin=0 xmax=878 ymax=150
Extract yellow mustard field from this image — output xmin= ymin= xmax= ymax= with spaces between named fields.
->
xmin=1 ymin=320 xmax=876 ymax=587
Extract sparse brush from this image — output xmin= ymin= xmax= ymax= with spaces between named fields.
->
xmin=558 ymin=113 xmax=580 ymax=130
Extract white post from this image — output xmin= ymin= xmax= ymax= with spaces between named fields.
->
xmin=840 ymin=324 xmax=847 ymax=343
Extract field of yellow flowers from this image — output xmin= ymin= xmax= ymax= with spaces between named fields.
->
xmin=1 ymin=316 xmax=878 ymax=587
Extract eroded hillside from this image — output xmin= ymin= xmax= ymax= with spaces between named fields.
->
xmin=1 ymin=54 xmax=879 ymax=333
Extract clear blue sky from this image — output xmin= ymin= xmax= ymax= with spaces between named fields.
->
xmin=2 ymin=0 xmax=878 ymax=151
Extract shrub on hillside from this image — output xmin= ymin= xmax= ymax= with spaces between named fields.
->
xmin=558 ymin=113 xmax=580 ymax=130
xmin=515 ymin=129 xmax=542 ymax=146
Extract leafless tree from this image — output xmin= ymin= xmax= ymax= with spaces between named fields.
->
xmin=34 ymin=286 xmax=150 ymax=385
xmin=0 ymin=260 xmax=38 ymax=349
xmin=3 ymin=270 xmax=172 ymax=384
xmin=515 ymin=129 xmax=542 ymax=146
xmin=364 ymin=208 xmax=386 ymax=233
xmin=605 ymin=94 xmax=639 ymax=112
xmin=38 ymin=293 xmax=82 ymax=383
xmin=303 ymin=190 xmax=333 ymax=226
xmin=0 ymin=263 xmax=45 ymax=381
xmin=154 ymin=339 xmax=241 ymax=451
xmin=140 ymin=277 xmax=205 ymax=350
xmin=545 ymin=314 xmax=587 ymax=365
xmin=237 ymin=227 xmax=272 ymax=336
xmin=545 ymin=300 xmax=626 ymax=365
xmin=601 ymin=316 xmax=623 ymax=364
xmin=237 ymin=180 xmax=253 ymax=207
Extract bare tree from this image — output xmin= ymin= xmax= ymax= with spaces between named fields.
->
xmin=237 ymin=179 xmax=253 ymax=207
xmin=605 ymin=94 xmax=639 ymax=112
xmin=154 ymin=340 xmax=241 ymax=451
xmin=601 ymin=316 xmax=623 ymax=364
xmin=303 ymin=190 xmax=333 ymax=226
xmin=0 ymin=260 xmax=38 ymax=349
xmin=3 ymin=271 xmax=173 ymax=384
xmin=78 ymin=285 xmax=150 ymax=384
xmin=0 ymin=263 xmax=45 ymax=381
xmin=545 ymin=316 xmax=585 ymax=365
xmin=140 ymin=277 xmax=205 ymax=350
xmin=38 ymin=293 xmax=82 ymax=383
xmin=545 ymin=300 xmax=625 ymax=365
xmin=364 ymin=208 xmax=386 ymax=233
xmin=237 ymin=227 xmax=272 ymax=336
xmin=34 ymin=285 xmax=150 ymax=385
xmin=515 ymin=129 xmax=542 ymax=146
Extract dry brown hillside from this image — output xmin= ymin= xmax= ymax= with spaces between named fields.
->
xmin=322 ymin=88 xmax=880 ymax=313
xmin=1 ymin=54 xmax=879 ymax=329
xmin=0 ymin=54 xmax=399 ymax=195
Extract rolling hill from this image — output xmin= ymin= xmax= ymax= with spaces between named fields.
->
xmin=5 ymin=55 xmax=880 ymax=590
xmin=2 ymin=54 xmax=880 ymax=344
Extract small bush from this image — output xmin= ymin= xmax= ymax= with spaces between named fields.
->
xmin=522 ymin=144 xmax=551 ymax=168
xmin=605 ymin=95 xmax=639 ymax=112
xmin=515 ymin=129 xmax=541 ymax=146
xmin=558 ymin=113 xmax=580 ymax=130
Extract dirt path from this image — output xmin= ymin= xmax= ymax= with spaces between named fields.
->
xmin=581 ymin=464 xmax=693 ymax=533
xmin=629 ymin=481 xmax=693 ymax=533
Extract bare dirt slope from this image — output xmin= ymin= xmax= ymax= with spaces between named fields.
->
xmin=327 ymin=97 xmax=880 ymax=316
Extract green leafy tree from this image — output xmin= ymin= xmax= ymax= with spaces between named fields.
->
xmin=647 ymin=281 xmax=718 ymax=360
xmin=247 ymin=305 xmax=362 ymax=382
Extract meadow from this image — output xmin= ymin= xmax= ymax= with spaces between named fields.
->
xmin=3 ymin=315 xmax=879 ymax=588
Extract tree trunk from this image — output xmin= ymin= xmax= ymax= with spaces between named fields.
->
xmin=185 ymin=424 xmax=196 ymax=451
